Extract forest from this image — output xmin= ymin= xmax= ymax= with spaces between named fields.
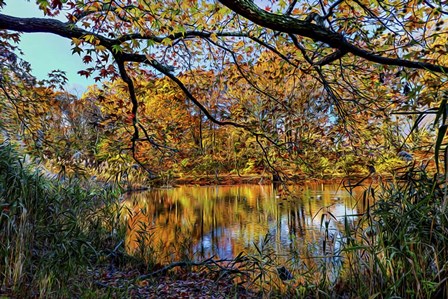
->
xmin=0 ymin=0 xmax=447 ymax=298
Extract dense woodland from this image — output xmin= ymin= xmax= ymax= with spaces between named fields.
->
xmin=2 ymin=50 xmax=435 ymax=185
xmin=1 ymin=0 xmax=448 ymax=297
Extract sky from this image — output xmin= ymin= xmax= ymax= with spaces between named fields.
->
xmin=2 ymin=0 xmax=96 ymax=95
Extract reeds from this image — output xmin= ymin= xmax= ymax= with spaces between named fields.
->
xmin=0 ymin=142 xmax=125 ymax=297
xmin=338 ymin=166 xmax=448 ymax=298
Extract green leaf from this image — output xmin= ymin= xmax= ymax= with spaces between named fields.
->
xmin=435 ymin=124 xmax=447 ymax=173
xmin=111 ymin=44 xmax=123 ymax=54
xmin=434 ymin=97 xmax=447 ymax=128
xmin=146 ymin=39 xmax=155 ymax=48
xmin=71 ymin=46 xmax=83 ymax=55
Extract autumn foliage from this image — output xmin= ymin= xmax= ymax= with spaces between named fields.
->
xmin=0 ymin=0 xmax=446 ymax=180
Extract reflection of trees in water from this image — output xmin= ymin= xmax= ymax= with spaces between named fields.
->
xmin=123 ymin=184 xmax=367 ymax=264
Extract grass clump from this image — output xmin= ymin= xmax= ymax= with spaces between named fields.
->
xmin=0 ymin=142 xmax=126 ymax=298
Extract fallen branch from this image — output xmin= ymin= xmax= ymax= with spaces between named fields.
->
xmin=137 ymin=256 xmax=247 ymax=281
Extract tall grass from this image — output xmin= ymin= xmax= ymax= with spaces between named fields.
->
xmin=339 ymin=166 xmax=448 ymax=298
xmin=0 ymin=142 xmax=125 ymax=297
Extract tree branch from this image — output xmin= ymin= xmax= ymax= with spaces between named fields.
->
xmin=285 ymin=0 xmax=299 ymax=16
xmin=217 ymin=0 xmax=448 ymax=73
xmin=0 ymin=14 xmax=112 ymax=46
xmin=137 ymin=257 xmax=246 ymax=281
xmin=289 ymin=34 xmax=346 ymax=118
xmin=315 ymin=49 xmax=347 ymax=66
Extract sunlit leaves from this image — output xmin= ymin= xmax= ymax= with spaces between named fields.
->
xmin=83 ymin=35 xmax=96 ymax=44
xmin=95 ymin=45 xmax=107 ymax=52
xmin=161 ymin=38 xmax=173 ymax=47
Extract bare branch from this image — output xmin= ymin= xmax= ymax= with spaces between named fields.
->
xmin=289 ymin=34 xmax=346 ymax=117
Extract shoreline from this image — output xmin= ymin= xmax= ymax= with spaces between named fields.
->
xmin=122 ymin=174 xmax=380 ymax=191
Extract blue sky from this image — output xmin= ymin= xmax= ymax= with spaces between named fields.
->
xmin=2 ymin=0 xmax=96 ymax=94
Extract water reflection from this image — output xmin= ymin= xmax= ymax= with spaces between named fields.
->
xmin=122 ymin=183 xmax=366 ymax=264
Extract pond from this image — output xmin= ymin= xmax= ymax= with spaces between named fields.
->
xmin=122 ymin=183 xmax=369 ymax=270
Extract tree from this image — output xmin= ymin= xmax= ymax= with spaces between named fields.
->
xmin=1 ymin=0 xmax=447 ymax=178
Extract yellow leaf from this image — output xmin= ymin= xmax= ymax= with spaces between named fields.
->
xmin=210 ymin=33 xmax=218 ymax=43
xmin=84 ymin=34 xmax=95 ymax=43
xmin=162 ymin=37 xmax=173 ymax=46
xmin=234 ymin=40 xmax=244 ymax=49
xmin=72 ymin=37 xmax=81 ymax=46
xmin=95 ymin=45 xmax=107 ymax=52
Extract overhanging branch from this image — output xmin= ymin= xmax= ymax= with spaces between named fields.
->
xmin=217 ymin=0 xmax=448 ymax=73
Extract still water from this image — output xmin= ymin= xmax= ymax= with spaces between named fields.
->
xmin=122 ymin=183 xmax=367 ymax=264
